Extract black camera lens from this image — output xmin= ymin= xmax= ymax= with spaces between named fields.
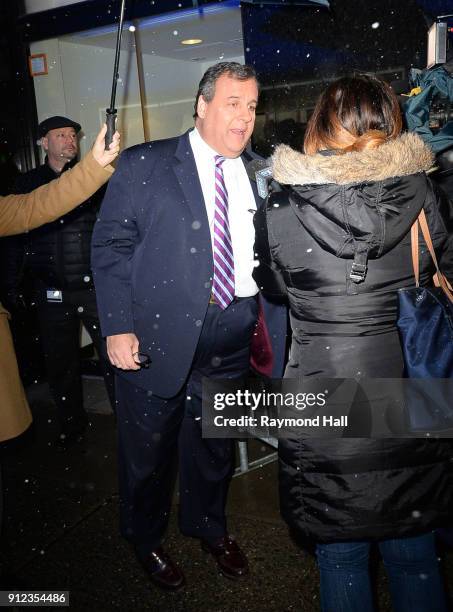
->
xmin=428 ymin=93 xmax=453 ymax=132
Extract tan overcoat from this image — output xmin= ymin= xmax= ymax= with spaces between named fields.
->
xmin=0 ymin=152 xmax=114 ymax=442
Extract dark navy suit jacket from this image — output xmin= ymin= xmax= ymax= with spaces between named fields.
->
xmin=91 ymin=130 xmax=286 ymax=397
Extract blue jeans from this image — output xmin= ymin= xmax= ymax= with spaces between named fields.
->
xmin=316 ymin=532 xmax=447 ymax=612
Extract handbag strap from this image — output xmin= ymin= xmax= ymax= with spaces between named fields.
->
xmin=410 ymin=221 xmax=420 ymax=287
xmin=410 ymin=208 xmax=453 ymax=303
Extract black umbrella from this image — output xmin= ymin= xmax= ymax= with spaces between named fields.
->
xmin=105 ymin=0 xmax=127 ymax=148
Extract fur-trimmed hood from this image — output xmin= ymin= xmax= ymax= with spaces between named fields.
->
xmin=266 ymin=133 xmax=436 ymax=282
xmin=271 ymin=132 xmax=434 ymax=185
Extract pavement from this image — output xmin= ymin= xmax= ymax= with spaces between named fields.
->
xmin=1 ymin=378 xmax=452 ymax=611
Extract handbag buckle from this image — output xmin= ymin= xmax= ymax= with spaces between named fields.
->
xmin=349 ymin=262 xmax=367 ymax=283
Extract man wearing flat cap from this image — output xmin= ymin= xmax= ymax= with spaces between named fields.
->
xmin=37 ymin=116 xmax=82 ymax=166
xmin=3 ymin=116 xmax=115 ymax=448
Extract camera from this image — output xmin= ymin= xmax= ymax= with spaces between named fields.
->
xmin=425 ymin=16 xmax=453 ymax=132
xmin=428 ymin=92 xmax=453 ymax=132
xmin=401 ymin=15 xmax=453 ymax=153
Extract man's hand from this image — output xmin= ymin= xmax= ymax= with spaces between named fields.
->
xmin=92 ymin=124 xmax=120 ymax=167
xmin=107 ymin=333 xmax=141 ymax=370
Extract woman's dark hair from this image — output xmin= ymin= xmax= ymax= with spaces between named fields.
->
xmin=193 ymin=62 xmax=258 ymax=118
xmin=304 ymin=74 xmax=402 ymax=155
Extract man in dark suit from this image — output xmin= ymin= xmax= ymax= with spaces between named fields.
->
xmin=91 ymin=62 xmax=285 ymax=590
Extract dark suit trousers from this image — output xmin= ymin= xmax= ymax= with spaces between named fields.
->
xmin=115 ymin=296 xmax=258 ymax=557
xmin=36 ymin=287 xmax=116 ymax=436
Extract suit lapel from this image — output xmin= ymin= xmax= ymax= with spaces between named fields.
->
xmin=172 ymin=130 xmax=209 ymax=224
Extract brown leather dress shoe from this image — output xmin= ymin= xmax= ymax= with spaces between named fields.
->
xmin=139 ymin=547 xmax=185 ymax=591
xmin=201 ymin=536 xmax=249 ymax=579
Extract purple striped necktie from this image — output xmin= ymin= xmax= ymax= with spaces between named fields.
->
xmin=212 ymin=154 xmax=235 ymax=309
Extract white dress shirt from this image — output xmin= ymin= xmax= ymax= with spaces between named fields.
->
xmin=189 ymin=127 xmax=258 ymax=297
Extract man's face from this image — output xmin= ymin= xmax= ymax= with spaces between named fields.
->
xmin=196 ymin=74 xmax=258 ymax=158
xmin=42 ymin=127 xmax=78 ymax=164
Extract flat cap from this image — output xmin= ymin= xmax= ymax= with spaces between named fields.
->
xmin=38 ymin=116 xmax=82 ymax=138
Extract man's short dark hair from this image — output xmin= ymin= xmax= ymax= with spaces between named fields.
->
xmin=193 ymin=62 xmax=258 ymax=118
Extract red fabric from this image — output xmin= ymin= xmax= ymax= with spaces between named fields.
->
xmin=250 ymin=296 xmax=274 ymax=377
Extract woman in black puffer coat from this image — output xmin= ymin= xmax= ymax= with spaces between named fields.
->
xmin=253 ymin=75 xmax=453 ymax=612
